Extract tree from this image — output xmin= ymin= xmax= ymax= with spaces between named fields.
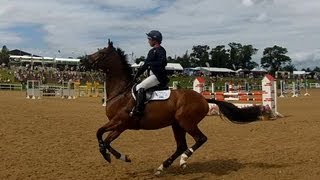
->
xmin=135 ymin=56 xmax=145 ymax=64
xmin=228 ymin=43 xmax=258 ymax=70
xmin=0 ymin=45 xmax=10 ymax=66
xmin=78 ymin=55 xmax=91 ymax=71
xmin=167 ymin=56 xmax=175 ymax=63
xmin=261 ymin=45 xmax=291 ymax=75
xmin=313 ymin=66 xmax=320 ymax=72
xmin=176 ymin=51 xmax=191 ymax=68
xmin=209 ymin=45 xmax=229 ymax=68
xmin=190 ymin=45 xmax=210 ymax=67
xmin=283 ymin=63 xmax=297 ymax=72
xmin=301 ymin=68 xmax=311 ymax=72
xmin=228 ymin=42 xmax=242 ymax=69
xmin=241 ymin=45 xmax=258 ymax=69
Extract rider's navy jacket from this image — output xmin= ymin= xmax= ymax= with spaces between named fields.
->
xmin=136 ymin=46 xmax=169 ymax=86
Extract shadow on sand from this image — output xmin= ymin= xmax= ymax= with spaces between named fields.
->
xmin=130 ymin=158 xmax=287 ymax=178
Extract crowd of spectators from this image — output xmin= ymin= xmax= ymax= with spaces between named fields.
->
xmin=0 ymin=65 xmax=104 ymax=84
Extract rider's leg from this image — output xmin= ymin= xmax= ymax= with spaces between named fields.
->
xmin=131 ymin=75 xmax=160 ymax=116
xmin=136 ymin=74 xmax=160 ymax=90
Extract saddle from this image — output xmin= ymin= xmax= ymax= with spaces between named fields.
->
xmin=131 ymin=84 xmax=171 ymax=104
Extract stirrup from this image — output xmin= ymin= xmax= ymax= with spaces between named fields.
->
xmin=129 ymin=108 xmax=143 ymax=117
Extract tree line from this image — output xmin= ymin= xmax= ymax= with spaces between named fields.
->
xmin=1 ymin=44 xmax=319 ymax=76
xmin=135 ymin=42 xmax=319 ymax=75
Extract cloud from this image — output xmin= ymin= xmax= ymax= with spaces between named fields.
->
xmin=0 ymin=0 xmax=319 ymax=68
xmin=289 ymin=50 xmax=320 ymax=69
xmin=242 ymin=0 xmax=254 ymax=7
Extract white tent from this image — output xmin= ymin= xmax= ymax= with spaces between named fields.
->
xmin=131 ymin=62 xmax=144 ymax=68
xmin=166 ymin=63 xmax=183 ymax=71
xmin=9 ymin=55 xmax=80 ymax=64
xmin=293 ymin=71 xmax=306 ymax=75
xmin=200 ymin=67 xmax=235 ymax=73
xmin=251 ymin=67 xmax=267 ymax=72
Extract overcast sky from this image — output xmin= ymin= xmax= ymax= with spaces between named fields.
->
xmin=0 ymin=0 xmax=319 ymax=69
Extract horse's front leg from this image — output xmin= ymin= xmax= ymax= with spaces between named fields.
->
xmin=96 ymin=121 xmax=119 ymax=163
xmin=104 ymin=130 xmax=131 ymax=163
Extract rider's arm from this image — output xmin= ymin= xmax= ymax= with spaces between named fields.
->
xmin=135 ymin=49 xmax=154 ymax=77
xmin=135 ymin=62 xmax=148 ymax=77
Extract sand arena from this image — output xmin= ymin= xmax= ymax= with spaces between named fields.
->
xmin=1 ymin=90 xmax=320 ymax=179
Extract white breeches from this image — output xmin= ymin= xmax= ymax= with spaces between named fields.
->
xmin=136 ymin=71 xmax=160 ymax=90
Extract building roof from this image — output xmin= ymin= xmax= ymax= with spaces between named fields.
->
xmin=131 ymin=62 xmax=144 ymax=68
xmin=236 ymin=68 xmax=250 ymax=72
xmin=54 ymin=58 xmax=80 ymax=63
xmin=293 ymin=71 xmax=306 ymax=75
xmin=195 ymin=77 xmax=205 ymax=83
xmin=251 ymin=67 xmax=267 ymax=72
xmin=166 ymin=63 xmax=183 ymax=71
xmin=264 ymin=74 xmax=275 ymax=81
xmin=9 ymin=55 xmax=80 ymax=63
xmin=9 ymin=49 xmax=41 ymax=57
xmin=200 ymin=67 xmax=235 ymax=73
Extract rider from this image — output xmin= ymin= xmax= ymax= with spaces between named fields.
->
xmin=131 ymin=30 xmax=169 ymax=116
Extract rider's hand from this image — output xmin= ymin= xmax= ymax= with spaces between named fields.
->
xmin=133 ymin=74 xmax=138 ymax=82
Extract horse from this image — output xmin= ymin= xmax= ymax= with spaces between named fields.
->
xmin=87 ymin=40 xmax=269 ymax=175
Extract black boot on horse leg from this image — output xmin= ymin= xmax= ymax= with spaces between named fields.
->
xmin=96 ymin=121 xmax=119 ymax=163
xmin=179 ymin=128 xmax=208 ymax=169
xmin=103 ymin=130 xmax=131 ymax=163
xmin=130 ymin=88 xmax=146 ymax=117
xmin=155 ymin=124 xmax=188 ymax=175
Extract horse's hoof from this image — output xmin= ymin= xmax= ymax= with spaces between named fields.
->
xmin=155 ymin=164 xmax=164 ymax=176
xmin=180 ymin=163 xmax=187 ymax=169
xmin=154 ymin=170 xmax=162 ymax=176
xmin=104 ymin=153 xmax=111 ymax=163
xmin=125 ymin=155 xmax=131 ymax=162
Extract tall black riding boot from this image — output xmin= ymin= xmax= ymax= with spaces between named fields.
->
xmin=131 ymin=88 xmax=145 ymax=116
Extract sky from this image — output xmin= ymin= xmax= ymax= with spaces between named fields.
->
xmin=0 ymin=0 xmax=319 ymax=69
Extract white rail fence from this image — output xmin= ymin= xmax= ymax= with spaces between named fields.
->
xmin=0 ymin=83 xmax=23 ymax=90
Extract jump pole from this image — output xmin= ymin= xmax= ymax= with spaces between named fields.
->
xmin=102 ymin=82 xmax=107 ymax=106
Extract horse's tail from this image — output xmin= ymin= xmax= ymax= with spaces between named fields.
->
xmin=207 ymin=99 xmax=262 ymax=123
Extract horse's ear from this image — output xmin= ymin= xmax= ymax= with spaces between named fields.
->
xmin=108 ymin=39 xmax=113 ymax=47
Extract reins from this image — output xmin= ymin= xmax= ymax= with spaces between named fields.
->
xmin=103 ymin=81 xmax=134 ymax=104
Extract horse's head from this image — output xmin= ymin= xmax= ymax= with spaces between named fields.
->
xmin=87 ymin=39 xmax=133 ymax=81
xmin=88 ymin=39 xmax=116 ymax=71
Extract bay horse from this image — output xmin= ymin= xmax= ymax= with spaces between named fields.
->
xmin=87 ymin=40 xmax=268 ymax=175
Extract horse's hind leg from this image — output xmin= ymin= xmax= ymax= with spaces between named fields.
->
xmin=155 ymin=123 xmax=188 ymax=175
xmin=179 ymin=126 xmax=207 ymax=169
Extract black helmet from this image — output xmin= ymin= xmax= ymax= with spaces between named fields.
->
xmin=146 ymin=30 xmax=162 ymax=43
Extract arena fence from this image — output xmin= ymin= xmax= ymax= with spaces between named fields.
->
xmin=0 ymin=83 xmax=23 ymax=91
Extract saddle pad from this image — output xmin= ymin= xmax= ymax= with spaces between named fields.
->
xmin=150 ymin=90 xmax=171 ymax=100
xmin=132 ymin=89 xmax=171 ymax=101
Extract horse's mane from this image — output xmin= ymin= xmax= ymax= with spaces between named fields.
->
xmin=115 ymin=47 xmax=133 ymax=80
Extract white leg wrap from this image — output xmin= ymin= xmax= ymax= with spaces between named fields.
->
xmin=180 ymin=148 xmax=194 ymax=166
xmin=119 ymin=154 xmax=126 ymax=161
xmin=157 ymin=164 xmax=164 ymax=171
xmin=155 ymin=164 xmax=164 ymax=176
xmin=180 ymin=153 xmax=188 ymax=166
